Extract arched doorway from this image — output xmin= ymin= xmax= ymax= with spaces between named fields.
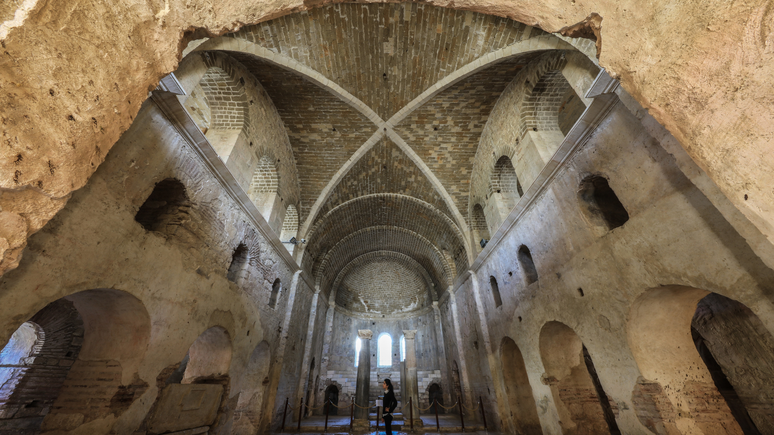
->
xmin=325 ymin=385 xmax=339 ymax=416
xmin=539 ymin=321 xmax=619 ymax=435
xmin=0 ymin=289 xmax=151 ymax=433
xmin=628 ymin=286 xmax=774 ymax=434
xmin=428 ymin=383 xmax=444 ymax=414
xmin=500 ymin=337 xmax=542 ymax=434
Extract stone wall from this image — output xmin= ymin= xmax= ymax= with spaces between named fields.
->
xmin=0 ymin=98 xmax=313 ymax=434
xmin=439 ymin=87 xmax=774 ymax=434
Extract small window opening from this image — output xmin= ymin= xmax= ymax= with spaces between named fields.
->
xmin=227 ymin=243 xmax=248 ymax=283
xmin=400 ymin=335 xmax=405 ymax=362
xmin=490 ymin=276 xmax=503 ymax=308
xmin=377 ymin=333 xmax=392 ymax=367
xmin=269 ymin=278 xmax=281 ymax=309
xmin=135 ymin=178 xmax=190 ymax=232
xmin=579 ymin=175 xmax=629 ymax=231
xmin=518 ymin=245 xmax=539 ymax=284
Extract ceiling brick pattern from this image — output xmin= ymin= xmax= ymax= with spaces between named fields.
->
xmin=393 ymin=55 xmax=538 ymax=226
xmin=197 ymin=66 xmax=247 ymax=130
xmin=312 ymin=226 xmax=452 ymax=298
xmin=316 ymin=137 xmax=454 ymax=223
xmin=233 ymin=3 xmax=539 ymax=119
xmin=337 ymin=256 xmax=432 ymax=314
xmin=226 ymin=52 xmax=377 ymax=223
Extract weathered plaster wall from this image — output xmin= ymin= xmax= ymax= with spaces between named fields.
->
xmin=0 ymin=99 xmax=312 ymax=434
xmin=439 ymin=93 xmax=774 ymax=434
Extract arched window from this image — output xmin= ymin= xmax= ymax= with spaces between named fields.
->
xmin=378 ymin=333 xmax=392 ymax=367
xmin=578 ymin=175 xmax=629 ymax=232
xmin=400 ymin=335 xmax=406 ymax=362
xmin=227 ymin=243 xmax=249 ymax=283
xmin=280 ymin=205 xmax=299 ymax=254
xmin=490 ymin=276 xmax=503 ymax=308
xmin=269 ymin=279 xmax=281 ymax=309
xmin=354 ymin=337 xmax=362 ymax=367
xmin=135 ymin=178 xmax=190 ymax=233
xmin=472 ymin=204 xmax=490 ymax=250
xmin=518 ymin=245 xmax=539 ymax=284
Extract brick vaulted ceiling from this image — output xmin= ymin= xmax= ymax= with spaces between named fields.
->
xmin=188 ymin=2 xmax=580 ymax=303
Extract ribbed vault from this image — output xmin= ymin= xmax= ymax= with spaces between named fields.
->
xmin=176 ymin=1 xmax=597 ymax=311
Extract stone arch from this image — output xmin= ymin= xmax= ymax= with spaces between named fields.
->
xmin=182 ymin=326 xmax=232 ymax=384
xmin=2 ymin=289 xmax=154 ymax=432
xmin=0 ymin=300 xmax=83 ymax=432
xmin=232 ymin=341 xmax=271 ymax=435
xmin=500 ymin=336 xmax=542 ymax=435
xmin=539 ymin=321 xmax=619 ymax=435
xmin=628 ymin=286 xmax=774 ymax=434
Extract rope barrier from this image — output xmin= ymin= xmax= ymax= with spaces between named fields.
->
xmin=306 ymin=402 xmax=327 ymax=410
xmin=436 ymin=401 xmax=459 ymax=410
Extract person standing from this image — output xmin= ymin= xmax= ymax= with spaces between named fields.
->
xmin=381 ymin=379 xmax=398 ymax=435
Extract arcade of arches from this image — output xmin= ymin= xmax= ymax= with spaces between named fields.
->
xmin=2 ymin=1 xmax=774 ymax=434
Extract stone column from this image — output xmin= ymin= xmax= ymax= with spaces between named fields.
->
xmin=403 ymin=330 xmax=423 ymax=427
xmin=354 ymin=329 xmax=373 ymax=426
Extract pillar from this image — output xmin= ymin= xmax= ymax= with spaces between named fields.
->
xmin=403 ymin=329 xmax=423 ymax=427
xmin=354 ymin=329 xmax=373 ymax=426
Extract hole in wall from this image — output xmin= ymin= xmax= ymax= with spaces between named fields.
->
xmin=578 ymin=288 xmax=584 ymax=297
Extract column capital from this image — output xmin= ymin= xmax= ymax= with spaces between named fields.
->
xmin=403 ymin=329 xmax=418 ymax=339
xmin=357 ymin=329 xmax=373 ymax=340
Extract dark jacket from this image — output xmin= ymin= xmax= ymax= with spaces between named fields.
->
xmin=383 ymin=390 xmax=398 ymax=415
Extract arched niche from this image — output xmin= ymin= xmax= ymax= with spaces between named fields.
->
xmin=500 ymin=337 xmax=542 ymax=434
xmin=539 ymin=321 xmax=619 ymax=435
xmin=0 ymin=289 xmax=152 ymax=433
xmin=146 ymin=326 xmax=233 ymax=434
xmin=628 ymin=286 xmax=774 ymax=434
xmin=232 ymin=341 xmax=272 ymax=435
xmin=485 ymin=155 xmax=523 ymax=232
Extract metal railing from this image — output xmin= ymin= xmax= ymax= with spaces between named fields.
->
xmin=280 ymin=395 xmax=488 ymax=432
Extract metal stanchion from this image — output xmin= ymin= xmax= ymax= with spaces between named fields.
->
xmin=458 ymin=399 xmax=465 ymax=432
xmin=282 ymin=397 xmax=289 ymax=432
xmin=376 ymin=405 xmax=380 ymax=432
xmin=297 ymin=398 xmax=303 ymax=432
xmin=409 ymin=397 xmax=414 ymax=431
xmin=350 ymin=400 xmax=354 ymax=432
xmin=324 ymin=400 xmax=330 ymax=432
xmin=479 ymin=397 xmax=487 ymax=430
xmin=434 ymin=399 xmax=440 ymax=432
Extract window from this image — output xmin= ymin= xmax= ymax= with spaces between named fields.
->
xmin=354 ymin=337 xmax=362 ymax=367
xmin=490 ymin=276 xmax=503 ymax=307
xmin=378 ymin=333 xmax=392 ymax=367
xmin=400 ymin=335 xmax=406 ymax=362
xmin=227 ymin=243 xmax=248 ymax=283
xmin=518 ymin=245 xmax=539 ymax=284
xmin=269 ymin=279 xmax=281 ymax=309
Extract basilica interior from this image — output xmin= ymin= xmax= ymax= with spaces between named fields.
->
xmin=1 ymin=1 xmax=774 ymax=434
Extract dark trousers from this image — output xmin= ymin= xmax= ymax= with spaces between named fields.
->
xmin=383 ymin=413 xmax=393 ymax=435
